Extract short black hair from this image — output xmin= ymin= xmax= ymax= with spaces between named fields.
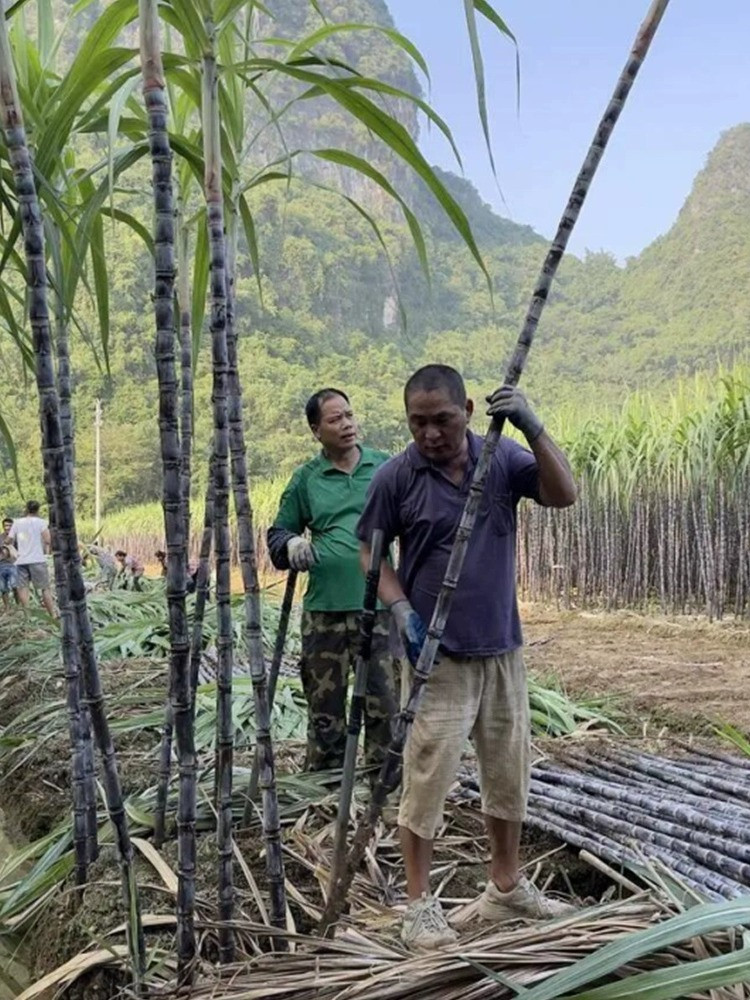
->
xmin=115 ymin=550 xmax=127 ymax=558
xmin=404 ymin=364 xmax=467 ymax=408
xmin=25 ymin=500 xmax=40 ymax=515
xmin=2 ymin=517 xmax=12 ymax=525
xmin=305 ymin=388 xmax=350 ymax=429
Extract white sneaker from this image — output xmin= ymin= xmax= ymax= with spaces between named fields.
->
xmin=477 ymin=876 xmax=575 ymax=922
xmin=401 ymin=893 xmax=458 ymax=951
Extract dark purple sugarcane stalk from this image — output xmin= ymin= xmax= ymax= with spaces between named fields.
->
xmin=223 ymin=208 xmax=287 ymax=939
xmin=0 ymin=14 xmax=145 ymax=987
xmin=328 ymin=0 xmax=672 ymax=928
xmin=49 ymin=224 xmax=98 ymax=867
xmin=243 ymin=568 xmax=298 ymax=821
xmin=190 ymin=462 xmax=215 ymax=710
xmin=177 ymin=210 xmax=193 ymax=551
xmin=138 ymin=0 xmax=196 ymax=976
xmin=202 ymin=30 xmax=236 ymax=963
xmin=320 ymin=531 xmax=385 ymax=936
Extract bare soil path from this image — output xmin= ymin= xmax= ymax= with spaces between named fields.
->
xmin=522 ymin=604 xmax=750 ymax=731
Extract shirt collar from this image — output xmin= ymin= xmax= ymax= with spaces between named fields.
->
xmin=407 ymin=431 xmax=481 ymax=471
xmin=319 ymin=444 xmax=373 ymax=474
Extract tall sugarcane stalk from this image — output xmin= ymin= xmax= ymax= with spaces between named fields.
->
xmin=322 ymin=0 xmax=672 ymax=930
xmin=190 ymin=461 xmax=215 ymax=708
xmin=321 ymin=530 xmax=384 ymax=935
xmin=47 ymin=499 xmax=88 ymax=884
xmin=243 ymin=568 xmax=297 ymax=820
xmin=0 ymin=17 xmax=145 ymax=987
xmin=50 ymin=223 xmax=98 ymax=866
xmin=202 ymin=29 xmax=235 ymax=963
xmin=177 ymin=207 xmax=193 ymax=549
xmin=138 ymin=0 xmax=196 ymax=975
xmin=224 ymin=207 xmax=288 ymax=936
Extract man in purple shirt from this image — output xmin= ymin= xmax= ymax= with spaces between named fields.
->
xmin=357 ymin=364 xmax=576 ymax=951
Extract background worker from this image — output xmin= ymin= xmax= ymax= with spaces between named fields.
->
xmin=115 ymin=550 xmax=145 ymax=591
xmin=10 ymin=500 xmax=55 ymax=617
xmin=0 ymin=517 xmax=18 ymax=610
xmin=358 ymin=364 xmax=577 ymax=950
xmin=83 ymin=543 xmax=118 ymax=590
xmin=268 ymin=388 xmax=398 ymax=775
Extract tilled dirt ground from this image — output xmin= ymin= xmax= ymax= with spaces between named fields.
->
xmin=522 ymin=604 xmax=750 ymax=731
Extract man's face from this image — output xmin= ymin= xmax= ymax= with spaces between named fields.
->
xmin=314 ymin=395 xmax=357 ymax=452
xmin=406 ymin=388 xmax=473 ymax=465
xmin=2 ymin=521 xmax=11 ymax=535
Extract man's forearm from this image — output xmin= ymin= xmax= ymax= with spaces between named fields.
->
xmin=359 ymin=542 xmax=405 ymax=606
xmin=529 ymin=430 xmax=576 ymax=508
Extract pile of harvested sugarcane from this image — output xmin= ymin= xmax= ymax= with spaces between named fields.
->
xmin=458 ymin=745 xmax=750 ymax=902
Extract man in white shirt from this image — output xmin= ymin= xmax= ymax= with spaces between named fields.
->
xmin=9 ymin=500 xmax=55 ymax=617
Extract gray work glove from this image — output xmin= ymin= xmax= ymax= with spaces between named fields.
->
xmin=390 ymin=598 xmax=428 ymax=669
xmin=286 ymin=536 xmax=317 ymax=572
xmin=486 ymin=384 xmax=544 ymax=442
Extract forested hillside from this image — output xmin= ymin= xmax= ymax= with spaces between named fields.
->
xmin=2 ymin=0 xmax=749 ymax=517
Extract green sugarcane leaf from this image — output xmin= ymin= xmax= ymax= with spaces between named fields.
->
xmin=238 ymin=193 xmax=263 ymax=304
xmin=100 ymin=207 xmax=155 ymax=255
xmin=520 ymin=899 xmax=750 ymax=1000
xmin=339 ymin=193 xmax=407 ymax=333
xmin=715 ymin=723 xmax=750 ymax=757
xmin=287 ymin=22 xmax=430 ymax=85
xmin=0 ymin=285 xmax=33 ymax=371
xmin=162 ymin=0 xmax=208 ymax=54
xmin=90 ymin=213 xmax=109 ymax=373
xmin=311 ymin=147 xmax=429 ymax=285
xmin=568 ymin=947 xmax=750 ymax=1000
xmin=474 ymin=0 xmax=519 ymax=107
xmin=107 ymin=74 xmax=140 ymax=217
xmin=0 ymin=413 xmax=23 ymax=496
xmin=269 ymin=64 xmax=490 ymax=292
xmin=36 ymin=0 xmax=53 ymax=65
xmin=215 ymin=0 xmax=255 ymax=34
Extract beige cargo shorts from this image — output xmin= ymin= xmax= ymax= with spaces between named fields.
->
xmin=398 ymin=648 xmax=530 ymax=840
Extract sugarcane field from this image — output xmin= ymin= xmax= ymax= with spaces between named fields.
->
xmin=3 ymin=0 xmax=750 ymax=997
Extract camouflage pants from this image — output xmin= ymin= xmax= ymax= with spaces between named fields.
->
xmin=300 ymin=610 xmax=398 ymax=773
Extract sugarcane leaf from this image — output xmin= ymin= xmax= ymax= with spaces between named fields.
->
xmin=475 ymin=0 xmax=520 ymax=108
xmin=462 ymin=0 xmax=494 ymax=178
xmin=715 ymin=723 xmax=750 ymax=757
xmin=238 ymin=193 xmax=263 ymax=304
xmin=35 ymin=0 xmax=53 ymax=65
xmin=107 ymin=74 xmax=140 ymax=217
xmin=160 ymin=0 xmax=208 ymax=54
xmin=0 ymin=408 xmax=22 ymax=497
xmin=461 ymin=957 xmax=530 ymax=995
xmin=286 ymin=22 xmax=430 ymax=85
xmin=100 ymin=207 xmax=155 ymax=255
xmin=310 ymin=148 xmax=429 ymax=285
xmin=339 ymin=193 xmax=406 ymax=332
xmin=233 ymin=58 xmax=490 ymax=290
xmin=567 ymin=947 xmax=750 ymax=1000
xmin=520 ymin=898 xmax=750 ymax=1000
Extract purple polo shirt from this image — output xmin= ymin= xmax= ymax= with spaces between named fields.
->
xmin=356 ymin=432 xmax=540 ymax=657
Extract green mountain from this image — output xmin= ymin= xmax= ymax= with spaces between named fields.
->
xmin=2 ymin=0 xmax=749 ymax=518
xmin=620 ymin=123 xmax=750 ymax=377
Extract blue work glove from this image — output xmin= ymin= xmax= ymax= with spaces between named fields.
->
xmin=390 ymin=599 xmax=428 ymax=669
xmin=486 ymin=385 xmax=544 ymax=442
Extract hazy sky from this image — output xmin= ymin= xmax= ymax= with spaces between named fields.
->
xmin=386 ymin=1 xmax=750 ymax=260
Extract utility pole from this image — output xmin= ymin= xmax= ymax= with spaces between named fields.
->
xmin=94 ymin=399 xmax=102 ymax=532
